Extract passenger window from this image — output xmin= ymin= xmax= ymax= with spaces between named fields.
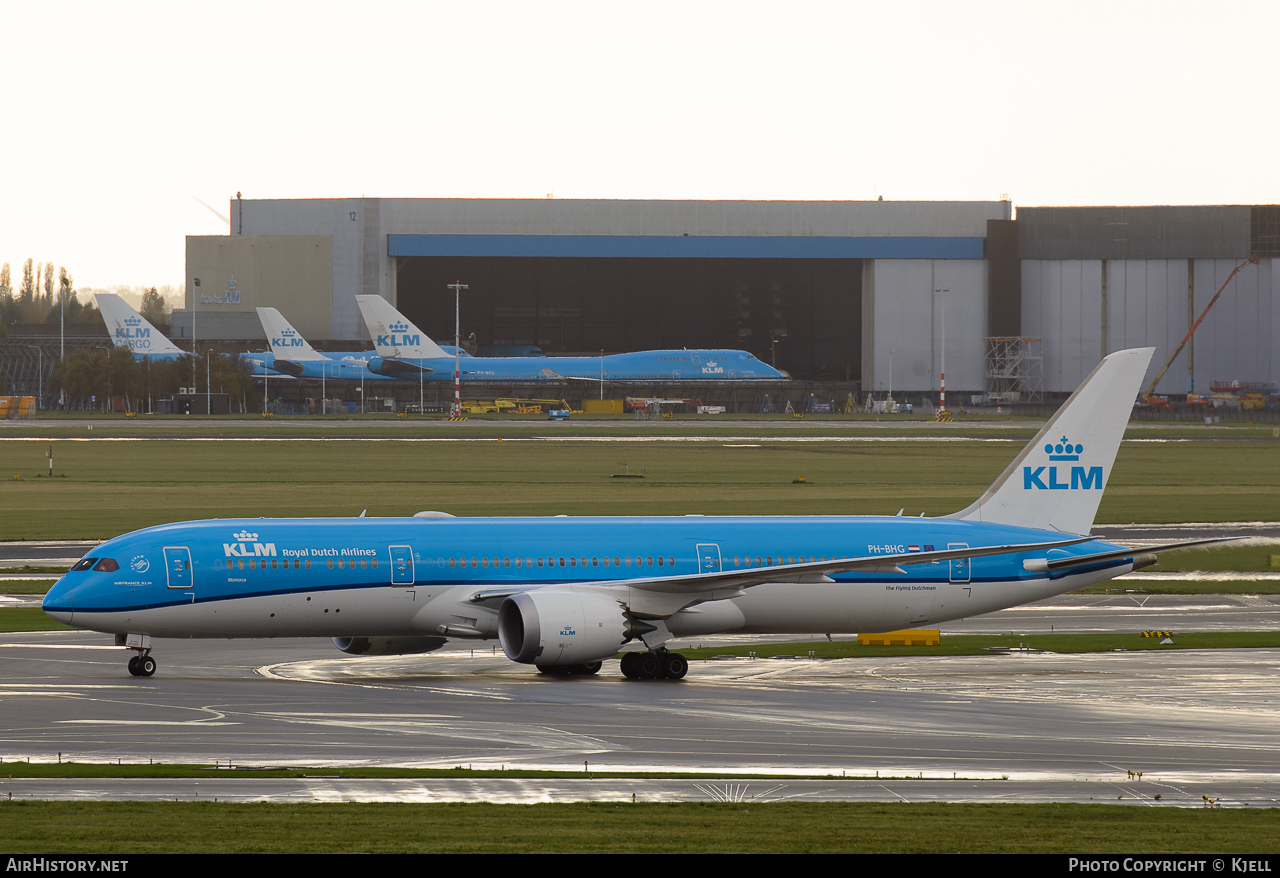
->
xmin=656 ymin=556 xmax=663 ymax=567
xmin=569 ymin=557 xmax=577 ymax=567
xmin=238 ymin=559 xmax=245 ymax=570
xmin=592 ymin=557 xmax=599 ymax=567
xmin=272 ymin=559 xmax=279 ymax=569
xmin=327 ymin=559 xmax=334 ymax=569
xmin=305 ymin=559 xmax=311 ymax=570
xmin=559 ymin=557 xmax=566 ymax=567
xmin=360 ymin=559 xmax=367 ymax=569
xmin=646 ymin=557 xmax=653 ymax=566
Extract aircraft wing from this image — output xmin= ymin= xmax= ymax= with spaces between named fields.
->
xmin=469 ymin=536 xmax=1093 ymax=604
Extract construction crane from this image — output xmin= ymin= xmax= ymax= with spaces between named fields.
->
xmin=1143 ymin=253 xmax=1260 ymax=401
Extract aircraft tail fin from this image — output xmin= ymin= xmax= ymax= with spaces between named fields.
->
xmin=95 ymin=293 xmax=184 ymax=357
xmin=255 ymin=308 xmax=327 ymax=361
xmin=947 ymin=347 xmax=1154 ymax=535
xmin=355 ymin=295 xmax=450 ymax=360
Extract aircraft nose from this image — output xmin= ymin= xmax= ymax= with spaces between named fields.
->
xmin=42 ymin=578 xmax=75 ymax=626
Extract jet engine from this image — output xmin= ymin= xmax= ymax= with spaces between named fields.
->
xmin=331 ymin=636 xmax=448 ymax=656
xmin=498 ymin=591 xmax=629 ymax=666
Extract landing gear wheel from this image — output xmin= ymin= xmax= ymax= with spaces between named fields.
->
xmin=660 ymin=652 xmax=689 ymax=680
xmin=620 ymin=652 xmax=641 ymax=679
xmin=576 ymin=661 xmax=603 ymax=675
xmin=127 ymin=656 xmax=141 ymax=676
xmin=635 ymin=652 xmax=660 ymax=679
xmin=137 ymin=656 xmax=157 ymax=677
xmin=536 ymin=664 xmax=569 ymax=675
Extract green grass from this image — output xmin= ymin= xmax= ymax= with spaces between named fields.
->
xmin=0 ymin=801 xmax=1274 ymax=853
xmin=0 ymin=608 xmax=71 ymax=631
xmin=0 ymin=436 xmax=1277 ymax=539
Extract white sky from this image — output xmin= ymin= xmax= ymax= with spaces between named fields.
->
xmin=2 ymin=0 xmax=1277 ymax=290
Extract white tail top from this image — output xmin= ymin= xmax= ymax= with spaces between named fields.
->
xmin=355 ymin=295 xmax=450 ymax=360
xmin=948 ymin=347 xmax=1155 ymax=535
xmin=95 ymin=294 xmax=184 ymax=357
xmin=255 ymin=308 xmax=326 ymax=361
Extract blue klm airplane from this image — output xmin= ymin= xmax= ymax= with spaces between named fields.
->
xmin=355 ymin=295 xmax=788 ymax=382
xmin=253 ymin=307 xmax=391 ymax=382
xmin=43 ymin=347 xmax=1222 ymax=679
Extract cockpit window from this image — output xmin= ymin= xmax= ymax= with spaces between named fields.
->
xmin=71 ymin=558 xmax=98 ymax=572
xmin=93 ymin=558 xmax=119 ymax=573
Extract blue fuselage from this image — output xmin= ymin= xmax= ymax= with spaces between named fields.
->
xmin=44 ymin=515 xmax=1124 ymax=640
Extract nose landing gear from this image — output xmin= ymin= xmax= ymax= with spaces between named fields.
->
xmin=127 ymin=653 xmax=157 ymax=677
xmin=117 ymin=633 xmax=156 ymax=677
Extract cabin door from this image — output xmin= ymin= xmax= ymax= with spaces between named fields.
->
xmin=389 ymin=545 xmax=415 ymax=584
xmin=696 ymin=543 xmax=722 ymax=574
xmin=948 ymin=543 xmax=971 ymax=583
xmin=163 ymin=547 xmax=193 ymax=589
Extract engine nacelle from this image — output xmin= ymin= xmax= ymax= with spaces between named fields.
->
xmin=331 ymin=636 xmax=448 ymax=656
xmin=498 ymin=591 xmax=628 ymax=666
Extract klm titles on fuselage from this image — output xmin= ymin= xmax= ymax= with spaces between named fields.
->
xmin=1023 ymin=437 xmax=1102 ymax=491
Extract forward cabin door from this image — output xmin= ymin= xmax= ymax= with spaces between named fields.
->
xmin=389 ymin=545 xmax=415 ymax=585
xmin=163 ymin=547 xmax=193 ymax=589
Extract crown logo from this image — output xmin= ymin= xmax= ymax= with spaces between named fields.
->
xmin=389 ymin=321 xmax=408 ymax=332
xmin=233 ymin=530 xmax=258 ymax=541
xmin=1045 ymin=436 xmax=1083 ymax=461
xmin=125 ymin=316 xmax=141 ymax=326
xmin=283 ymin=329 xmax=296 ymax=336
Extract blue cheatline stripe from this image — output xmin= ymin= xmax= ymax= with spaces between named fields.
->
xmin=387 ymin=234 xmax=985 ymax=260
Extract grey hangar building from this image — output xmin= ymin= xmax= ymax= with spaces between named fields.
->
xmin=179 ymin=197 xmax=1280 ymax=403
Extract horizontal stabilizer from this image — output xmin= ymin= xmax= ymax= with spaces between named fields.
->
xmin=1021 ymin=537 xmax=1237 ymax=574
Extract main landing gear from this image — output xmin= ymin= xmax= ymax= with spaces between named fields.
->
xmin=127 ymin=653 xmax=156 ymax=677
xmin=620 ymin=650 xmax=688 ymax=680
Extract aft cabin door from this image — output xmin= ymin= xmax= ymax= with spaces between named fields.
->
xmin=696 ymin=543 xmax=722 ymax=573
xmin=948 ymin=543 xmax=971 ymax=584
xmin=389 ymin=545 xmax=415 ymax=584
xmin=163 ymin=547 xmax=193 ymax=589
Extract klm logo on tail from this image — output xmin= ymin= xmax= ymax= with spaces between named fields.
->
xmin=272 ymin=329 xmax=306 ymax=348
xmin=378 ymin=321 xmax=419 ymax=348
xmin=1023 ymin=436 xmax=1103 ymax=491
xmin=116 ymin=316 xmax=153 ymax=350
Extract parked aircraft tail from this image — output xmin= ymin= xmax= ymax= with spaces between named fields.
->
xmin=947 ymin=347 xmax=1154 ymax=535
xmin=355 ymin=296 xmax=450 ymax=360
xmin=256 ymin=307 xmax=327 ymax=362
xmin=95 ymin=293 xmax=184 ymax=357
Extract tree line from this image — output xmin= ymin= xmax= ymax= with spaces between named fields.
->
xmin=0 ymin=259 xmax=180 ymax=335
xmin=47 ymin=347 xmax=261 ymax=413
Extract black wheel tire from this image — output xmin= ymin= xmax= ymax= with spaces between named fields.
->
xmin=635 ymin=653 xmax=660 ymax=679
xmin=661 ymin=652 xmax=689 ymax=680
xmin=579 ymin=661 xmax=602 ymax=675
xmin=138 ymin=656 xmax=157 ymax=677
xmin=127 ymin=656 xmax=141 ymax=676
xmin=620 ymin=652 xmax=640 ymax=679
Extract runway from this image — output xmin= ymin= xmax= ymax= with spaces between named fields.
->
xmin=2 ymin=616 xmax=1279 ymax=806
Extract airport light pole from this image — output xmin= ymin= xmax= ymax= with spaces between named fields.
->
xmin=935 ymin=285 xmax=949 ymax=414
xmin=206 ymin=349 xmax=212 ymax=416
xmin=448 ymin=281 xmax=468 ymax=417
